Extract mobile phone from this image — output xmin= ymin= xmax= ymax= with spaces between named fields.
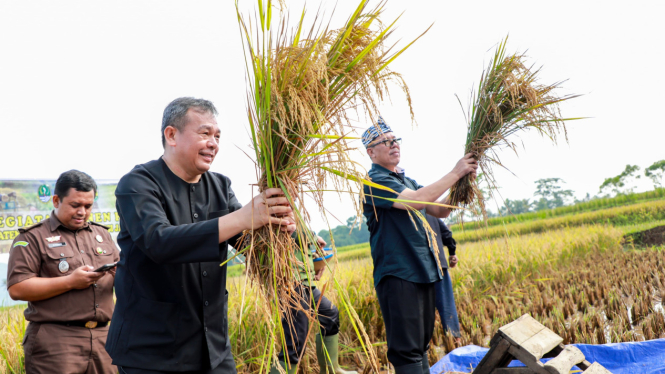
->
xmin=93 ymin=262 xmax=118 ymax=272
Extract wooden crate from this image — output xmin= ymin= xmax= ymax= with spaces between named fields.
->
xmin=472 ymin=314 xmax=612 ymax=374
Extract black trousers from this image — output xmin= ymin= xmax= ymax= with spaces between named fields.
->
xmin=118 ymin=348 xmax=236 ymax=374
xmin=376 ymin=276 xmax=436 ymax=374
xmin=279 ymin=285 xmax=340 ymax=365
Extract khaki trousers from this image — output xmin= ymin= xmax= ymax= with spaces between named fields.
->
xmin=23 ymin=322 xmax=116 ymax=374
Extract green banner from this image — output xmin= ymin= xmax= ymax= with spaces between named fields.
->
xmin=0 ymin=180 xmax=119 ymax=253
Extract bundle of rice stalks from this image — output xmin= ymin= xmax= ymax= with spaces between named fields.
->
xmin=449 ymin=37 xmax=581 ymax=216
xmin=236 ymin=0 xmax=426 ymax=371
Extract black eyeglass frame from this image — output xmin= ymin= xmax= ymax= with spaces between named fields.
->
xmin=367 ymin=138 xmax=402 ymax=149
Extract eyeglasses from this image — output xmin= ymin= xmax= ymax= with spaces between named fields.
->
xmin=368 ymin=138 xmax=402 ymax=148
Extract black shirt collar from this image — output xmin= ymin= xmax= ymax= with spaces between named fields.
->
xmin=371 ymin=163 xmax=406 ymax=183
xmin=159 ymin=156 xmax=204 ymax=188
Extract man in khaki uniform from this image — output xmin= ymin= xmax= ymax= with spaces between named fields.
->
xmin=7 ymin=170 xmax=119 ymax=374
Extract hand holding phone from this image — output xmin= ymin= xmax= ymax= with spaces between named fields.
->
xmin=93 ymin=262 xmax=118 ymax=273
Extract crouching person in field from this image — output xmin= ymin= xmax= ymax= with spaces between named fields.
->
xmin=361 ymin=117 xmax=477 ymax=374
xmin=271 ymin=230 xmax=357 ymax=374
xmin=8 ymin=170 xmax=119 ymax=374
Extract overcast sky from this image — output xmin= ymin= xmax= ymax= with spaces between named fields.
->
xmin=1 ymin=1 xmax=663 ymax=232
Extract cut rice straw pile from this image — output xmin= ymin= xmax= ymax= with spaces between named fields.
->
xmin=235 ymin=0 xmax=429 ymax=372
xmin=448 ymin=36 xmax=582 ymax=218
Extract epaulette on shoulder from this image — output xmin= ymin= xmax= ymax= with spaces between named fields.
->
xmin=89 ymin=221 xmax=111 ymax=230
xmin=18 ymin=221 xmax=44 ymax=233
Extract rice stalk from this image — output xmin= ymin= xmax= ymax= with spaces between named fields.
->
xmin=449 ymin=36 xmax=582 ymax=217
xmin=236 ymin=0 xmax=427 ymax=371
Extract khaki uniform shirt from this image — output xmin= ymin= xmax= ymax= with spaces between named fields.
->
xmin=7 ymin=213 xmax=120 ymax=323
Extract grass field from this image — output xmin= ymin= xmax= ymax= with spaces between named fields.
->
xmin=0 ymin=306 xmax=25 ymax=374
xmin=454 ymin=200 xmax=665 ymax=243
xmin=1 ymin=194 xmax=664 ymax=373
xmin=450 ymin=188 xmax=665 ymax=231
xmin=223 ymin=224 xmax=632 ymax=373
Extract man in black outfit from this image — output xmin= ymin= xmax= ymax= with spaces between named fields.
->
xmin=106 ymin=97 xmax=296 ymax=373
xmin=361 ymin=117 xmax=477 ymax=374
xmin=425 ymin=215 xmax=462 ymax=343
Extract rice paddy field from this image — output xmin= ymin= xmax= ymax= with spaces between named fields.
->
xmin=0 ymin=192 xmax=664 ymax=373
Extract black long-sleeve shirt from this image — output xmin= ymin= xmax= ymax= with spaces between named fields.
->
xmin=425 ymin=215 xmax=457 ymax=269
xmin=106 ymin=157 xmax=243 ymax=371
xmin=438 ymin=219 xmax=457 ymax=257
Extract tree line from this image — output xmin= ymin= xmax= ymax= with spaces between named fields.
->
xmin=497 ymin=159 xmax=664 ymax=216
xmin=318 ymin=216 xmax=369 ymax=248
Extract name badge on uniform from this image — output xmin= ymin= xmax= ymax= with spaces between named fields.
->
xmin=46 ymin=236 xmax=61 ymax=243
xmin=58 ymin=258 xmax=69 ymax=273
xmin=48 ymin=242 xmax=66 ymax=248
xmin=96 ymin=235 xmax=103 ymax=243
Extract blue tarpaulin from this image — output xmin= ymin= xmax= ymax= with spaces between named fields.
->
xmin=430 ymin=339 xmax=665 ymax=374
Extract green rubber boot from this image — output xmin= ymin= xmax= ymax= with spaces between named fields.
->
xmin=316 ymin=334 xmax=358 ymax=374
xmin=269 ymin=360 xmax=297 ymax=374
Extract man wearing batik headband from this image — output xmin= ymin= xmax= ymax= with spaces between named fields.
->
xmin=361 ymin=116 xmax=477 ymax=374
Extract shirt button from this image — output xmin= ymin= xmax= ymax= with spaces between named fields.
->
xmin=95 ymin=304 xmax=99 ymax=308
xmin=80 ymin=250 xmax=85 ymax=254
xmin=202 ymin=271 xmax=208 ymax=277
xmin=204 ymin=301 xmax=209 ymax=306
xmin=204 ymin=327 xmax=208 ymax=332
xmin=194 ymin=213 xmax=198 ymax=219
xmin=93 ymin=284 xmax=98 ymax=288
xmin=192 ymin=186 xmax=196 ymax=192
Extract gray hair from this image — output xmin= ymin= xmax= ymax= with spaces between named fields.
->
xmin=161 ymin=97 xmax=218 ymax=147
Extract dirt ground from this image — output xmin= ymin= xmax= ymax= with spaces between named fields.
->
xmin=628 ymin=225 xmax=665 ymax=247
